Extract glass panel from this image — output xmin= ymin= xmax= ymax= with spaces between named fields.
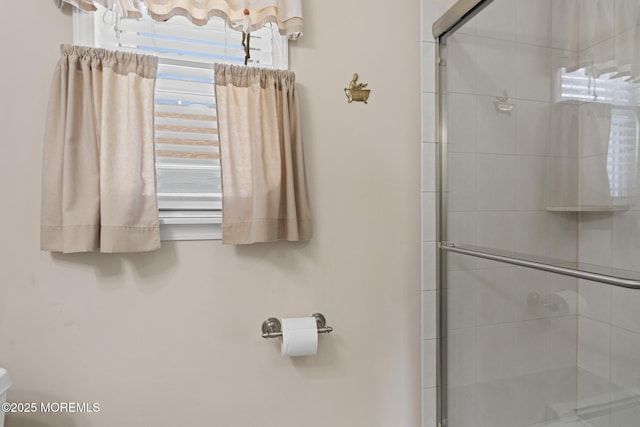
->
xmin=439 ymin=0 xmax=640 ymax=426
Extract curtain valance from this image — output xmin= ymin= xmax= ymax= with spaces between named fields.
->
xmin=554 ymin=0 xmax=640 ymax=81
xmin=54 ymin=0 xmax=303 ymax=39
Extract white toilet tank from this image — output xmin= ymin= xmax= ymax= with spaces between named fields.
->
xmin=0 ymin=368 xmax=11 ymax=427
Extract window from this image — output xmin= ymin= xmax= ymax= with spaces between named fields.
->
xmin=559 ymin=69 xmax=640 ymax=202
xmin=73 ymin=5 xmax=288 ymax=240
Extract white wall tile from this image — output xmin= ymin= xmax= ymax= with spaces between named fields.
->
xmin=512 ymin=373 xmax=549 ymax=426
xmin=514 ymin=319 xmax=551 ymax=376
xmin=422 ymin=92 xmax=436 ymax=143
xmin=448 ymin=152 xmax=477 ymax=212
xmin=477 ymin=96 xmax=516 ymax=155
xmin=546 ymin=156 xmax=579 ymax=208
xmin=578 ymin=280 xmax=611 ymax=324
xmin=446 ymin=211 xmax=479 ymax=271
xmin=578 ymin=317 xmax=611 ymax=381
xmin=515 ymin=0 xmax=551 ymax=46
xmin=422 ymin=241 xmax=437 ymax=291
xmin=422 ymin=192 xmax=437 ymax=242
xmin=477 ymin=211 xmax=516 ymax=253
xmin=476 ymin=379 xmax=516 ymax=427
xmin=515 ymin=45 xmax=552 ymax=102
xmin=447 ymin=384 xmax=478 ymax=427
xmin=447 ymin=269 xmax=478 ymax=330
xmin=477 ymin=154 xmax=516 ymax=211
xmin=611 ymin=286 xmax=640 ymax=334
xmin=422 ymin=387 xmax=437 ymax=427
xmin=611 ymin=327 xmax=640 ymax=392
xmin=548 ymin=212 xmax=578 ymax=262
xmin=476 ymin=37 xmax=515 ymax=98
xmin=447 ymin=93 xmax=477 ymax=153
xmin=578 ymin=213 xmax=612 ymax=267
xmin=515 ymin=212 xmax=551 ymax=258
xmin=476 ymin=267 xmax=520 ymax=325
xmin=422 ymin=41 xmax=436 ymax=93
xmin=515 ymin=100 xmax=551 ymax=157
xmin=515 ymin=156 xmax=548 ymax=211
xmin=549 ymin=102 xmax=579 ymax=157
xmin=549 ymin=316 xmax=578 ymax=370
xmin=422 ymin=0 xmax=439 ymax=41
xmin=611 ymin=213 xmax=640 ymax=271
xmin=446 ymin=33 xmax=477 ymax=95
xmin=448 ymin=327 xmax=477 ymax=386
xmin=447 ymin=211 xmax=478 ymax=247
xmin=579 ymin=154 xmax=613 ymax=207
xmin=423 ymin=290 xmax=437 ymax=340
xmin=423 ymin=338 xmax=437 ymax=388
xmin=515 ymin=267 xmax=552 ymax=321
xmin=422 ymin=142 xmax=437 ymax=192
xmin=475 ymin=0 xmax=515 ymax=41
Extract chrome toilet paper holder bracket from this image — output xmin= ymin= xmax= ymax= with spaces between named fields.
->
xmin=261 ymin=313 xmax=333 ymax=339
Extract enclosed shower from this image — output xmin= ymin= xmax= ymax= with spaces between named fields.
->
xmin=434 ymin=1 xmax=640 ymax=426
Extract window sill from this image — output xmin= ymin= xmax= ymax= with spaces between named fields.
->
xmin=159 ymin=213 xmax=222 ymax=241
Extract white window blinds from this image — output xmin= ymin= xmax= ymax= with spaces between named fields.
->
xmin=74 ymin=5 xmax=288 ymax=239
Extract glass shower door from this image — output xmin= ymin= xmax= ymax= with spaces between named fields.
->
xmin=436 ymin=1 xmax=640 ymax=426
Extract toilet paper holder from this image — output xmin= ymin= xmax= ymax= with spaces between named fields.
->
xmin=261 ymin=313 xmax=333 ymax=339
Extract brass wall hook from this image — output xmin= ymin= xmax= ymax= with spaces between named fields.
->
xmin=344 ymin=73 xmax=371 ymax=103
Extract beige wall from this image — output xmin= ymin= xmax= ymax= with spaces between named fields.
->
xmin=0 ymin=2 xmax=421 ymax=426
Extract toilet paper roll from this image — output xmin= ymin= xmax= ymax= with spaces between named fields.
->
xmin=281 ymin=317 xmax=318 ymax=357
xmin=543 ymin=289 xmax=588 ymax=315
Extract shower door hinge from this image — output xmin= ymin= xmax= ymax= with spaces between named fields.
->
xmin=437 ymin=56 xmax=446 ymax=66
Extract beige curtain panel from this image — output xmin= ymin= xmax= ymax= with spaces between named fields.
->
xmin=41 ymin=45 xmax=160 ymax=253
xmin=54 ymin=0 xmax=303 ymax=39
xmin=214 ymin=64 xmax=312 ymax=244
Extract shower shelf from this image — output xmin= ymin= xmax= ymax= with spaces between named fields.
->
xmin=440 ymin=242 xmax=640 ymax=289
xmin=546 ymin=205 xmax=629 ymax=212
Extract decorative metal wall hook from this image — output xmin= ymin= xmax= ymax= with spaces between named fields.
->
xmin=344 ymin=73 xmax=371 ymax=103
xmin=494 ymin=90 xmax=514 ymax=114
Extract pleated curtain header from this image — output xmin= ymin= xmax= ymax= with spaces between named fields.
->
xmin=54 ymin=0 xmax=303 ymax=39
